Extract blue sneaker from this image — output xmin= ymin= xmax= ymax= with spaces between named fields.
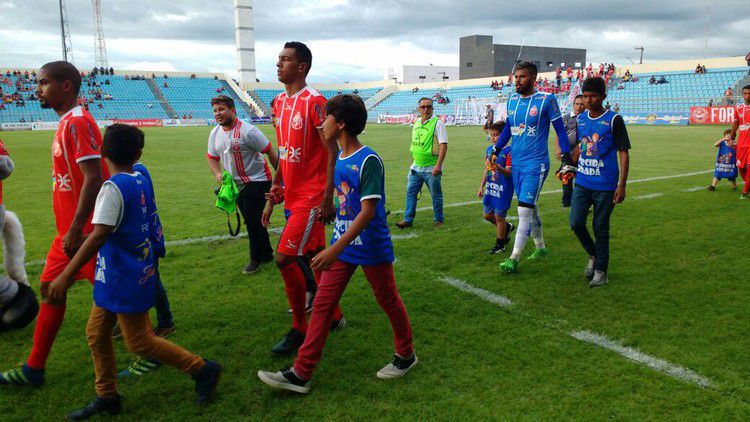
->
xmin=192 ymin=360 xmax=222 ymax=405
xmin=0 ymin=364 xmax=44 ymax=387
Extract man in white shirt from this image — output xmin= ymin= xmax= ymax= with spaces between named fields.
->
xmin=207 ymin=96 xmax=278 ymax=274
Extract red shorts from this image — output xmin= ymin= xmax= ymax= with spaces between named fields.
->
xmin=737 ymin=146 xmax=749 ymax=169
xmin=40 ymin=236 xmax=97 ymax=284
xmin=278 ymin=207 xmax=325 ymax=256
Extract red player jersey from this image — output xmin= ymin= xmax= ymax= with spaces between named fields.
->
xmin=0 ymin=139 xmax=8 ymax=204
xmin=734 ymin=103 xmax=750 ymax=147
xmin=52 ymin=106 xmax=109 ymax=236
xmin=272 ymin=86 xmax=329 ymax=208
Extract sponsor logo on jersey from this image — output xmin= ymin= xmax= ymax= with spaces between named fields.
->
xmin=285 ymin=239 xmax=297 ymax=250
xmin=511 ymin=123 xmax=525 ymax=136
xmin=55 ymin=173 xmax=72 ymax=192
xmin=526 ymin=126 xmax=537 ymax=136
xmin=291 ymin=112 xmax=303 ymax=130
xmin=529 ymin=105 xmax=538 ymax=117
xmin=52 ymin=140 xmax=63 ymax=157
xmin=287 ymin=146 xmax=302 ymax=163
xmin=231 ymin=140 xmax=241 ymax=152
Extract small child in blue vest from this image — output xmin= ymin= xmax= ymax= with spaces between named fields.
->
xmin=478 ymin=122 xmax=515 ymax=253
xmin=569 ymin=77 xmax=631 ymax=288
xmin=257 ymin=94 xmax=416 ymax=394
xmin=46 ymin=124 xmax=221 ymax=419
xmin=708 ymin=129 xmax=738 ymax=191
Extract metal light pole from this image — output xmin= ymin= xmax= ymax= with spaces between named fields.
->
xmin=634 ymin=46 xmax=644 ymax=64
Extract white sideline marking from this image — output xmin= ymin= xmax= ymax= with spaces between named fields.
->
xmin=392 ymin=233 xmax=419 ymax=240
xmin=570 ymin=330 xmax=714 ymax=388
xmin=391 ymin=169 xmax=712 ymax=215
xmin=437 ymin=275 xmax=714 ymax=388
xmin=634 ymin=193 xmax=664 ymax=200
xmin=438 ymin=276 xmax=513 ymax=307
xmin=683 ymin=186 xmax=706 ymax=192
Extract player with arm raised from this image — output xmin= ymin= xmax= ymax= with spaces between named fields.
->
xmin=262 ymin=42 xmax=344 ymax=355
xmin=494 ymin=61 xmax=574 ymax=274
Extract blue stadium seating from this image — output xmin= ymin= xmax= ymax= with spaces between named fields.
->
xmin=251 ymin=87 xmax=382 ymax=111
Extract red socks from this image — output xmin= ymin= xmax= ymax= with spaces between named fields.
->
xmin=281 ymin=264 xmax=308 ymax=333
xmin=27 ymin=302 xmax=67 ymax=369
xmin=742 ymin=169 xmax=750 ymax=194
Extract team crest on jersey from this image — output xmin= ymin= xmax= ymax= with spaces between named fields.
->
xmin=346 ymin=164 xmax=359 ymax=173
xmin=291 ymin=112 xmax=303 ymax=130
xmin=529 ymin=105 xmax=538 ymax=117
xmin=231 ymin=140 xmax=241 ymax=151
xmin=52 ymin=140 xmax=63 ymax=157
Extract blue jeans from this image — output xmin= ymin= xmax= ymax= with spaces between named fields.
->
xmin=569 ymin=185 xmax=616 ymax=272
xmin=153 ymin=270 xmax=174 ymax=329
xmin=404 ymin=170 xmax=443 ymax=223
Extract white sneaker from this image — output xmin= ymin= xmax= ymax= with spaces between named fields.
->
xmin=377 ymin=354 xmax=418 ymax=379
xmin=257 ymin=368 xmax=310 ymax=394
xmin=585 ymin=256 xmax=596 ymax=280
xmin=589 ymin=270 xmax=608 ymax=288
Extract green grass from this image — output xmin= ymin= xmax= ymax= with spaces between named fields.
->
xmin=0 ymin=124 xmax=749 ymax=420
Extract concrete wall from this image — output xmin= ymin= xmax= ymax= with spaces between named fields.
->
xmin=493 ymin=44 xmax=586 ymax=76
xmin=402 ymin=65 xmax=459 ymax=84
xmin=459 ymin=35 xmax=495 ymax=79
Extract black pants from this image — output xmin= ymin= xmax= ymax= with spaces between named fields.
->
xmin=562 ymin=182 xmax=573 ymax=207
xmin=236 ymin=181 xmax=273 ymax=263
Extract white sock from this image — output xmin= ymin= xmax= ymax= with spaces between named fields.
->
xmin=530 ymin=207 xmax=545 ymax=249
xmin=511 ymin=207 xmax=534 ymax=260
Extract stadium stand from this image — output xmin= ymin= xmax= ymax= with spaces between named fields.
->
xmin=251 ymin=87 xmax=383 ymax=112
xmin=155 ymin=76 xmax=255 ymax=120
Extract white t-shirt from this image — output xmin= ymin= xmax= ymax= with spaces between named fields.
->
xmin=410 ymin=117 xmax=448 ymax=172
xmin=207 ymin=119 xmax=272 ymax=185
xmin=92 ymin=180 xmax=124 ymax=230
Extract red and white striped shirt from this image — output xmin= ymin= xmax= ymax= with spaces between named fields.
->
xmin=207 ymin=119 xmax=272 ymax=185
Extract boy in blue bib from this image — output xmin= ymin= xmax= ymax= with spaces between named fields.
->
xmin=478 ymin=122 xmax=515 ymax=253
xmin=46 ymin=124 xmax=221 ymax=419
xmin=570 ymin=77 xmax=631 ymax=288
xmin=258 ymin=95 xmax=416 ymax=394
xmin=708 ymin=129 xmax=738 ymax=191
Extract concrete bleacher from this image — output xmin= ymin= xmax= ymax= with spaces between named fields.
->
xmin=607 ymin=68 xmax=746 ymax=115
xmin=156 ymin=76 xmax=253 ymax=120
xmin=251 ymin=86 xmax=383 ymax=112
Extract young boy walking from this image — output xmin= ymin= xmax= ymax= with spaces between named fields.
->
xmin=257 ymin=95 xmax=416 ymax=394
xmin=46 ymin=124 xmax=221 ymax=419
xmin=708 ymin=129 xmax=738 ymax=191
xmin=569 ymin=77 xmax=631 ymax=288
xmin=478 ymin=123 xmax=515 ymax=253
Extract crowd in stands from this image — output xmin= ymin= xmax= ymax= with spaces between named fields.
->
xmin=648 ymin=75 xmax=668 ymax=85
xmin=1 ymin=70 xmax=38 ymax=113
xmin=433 ymin=91 xmax=450 ymax=104
xmin=695 ymin=64 xmax=708 ymax=74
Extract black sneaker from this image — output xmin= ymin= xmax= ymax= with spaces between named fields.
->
xmin=67 ymin=395 xmax=122 ymax=420
xmin=243 ymin=261 xmax=262 ymax=274
xmin=488 ymin=240 xmax=505 ymax=254
xmin=329 ymin=317 xmax=347 ymax=332
xmin=271 ymin=329 xmax=306 ymax=355
xmin=192 ymin=360 xmax=222 ymax=405
xmin=505 ymin=222 xmax=515 ymax=237
xmin=707 ymin=185 xmax=716 ymax=191
xmin=257 ymin=367 xmax=310 ymax=394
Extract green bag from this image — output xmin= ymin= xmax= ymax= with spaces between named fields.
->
xmin=215 ymin=171 xmax=242 ymax=236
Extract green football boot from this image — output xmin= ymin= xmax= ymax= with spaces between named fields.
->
xmin=499 ymin=258 xmax=519 ymax=273
xmin=527 ymin=248 xmax=550 ymax=260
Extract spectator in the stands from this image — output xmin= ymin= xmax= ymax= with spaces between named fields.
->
xmin=182 ymin=114 xmax=187 ymax=119
xmin=105 ymin=79 xmax=110 ymax=85
xmin=353 ymin=88 xmax=359 ymax=95
xmin=649 ymin=75 xmax=656 ymax=85
xmin=109 ymin=67 xmax=113 ymax=75
xmin=614 ymin=103 xmax=620 ymax=113
xmin=605 ymin=102 xmax=611 ymax=110
xmin=19 ymin=116 xmax=25 ymax=123
xmin=708 ymin=99 xmax=713 ymax=107
xmin=164 ymin=82 xmax=169 ymax=89
xmin=724 ymin=87 xmax=734 ymax=105
xmin=163 ymin=73 xmax=168 ymax=79
xmin=191 ymin=74 xmax=197 ymax=79
xmin=746 ymin=51 xmax=750 ymax=75
xmin=188 ymin=114 xmax=193 ymax=119
xmin=147 ymin=102 xmax=153 ymax=109
xmin=657 ymin=75 xmax=667 ymax=84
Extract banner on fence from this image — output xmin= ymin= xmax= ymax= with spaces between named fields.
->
xmin=689 ymin=106 xmax=736 ymax=125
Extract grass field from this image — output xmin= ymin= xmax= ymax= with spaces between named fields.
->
xmin=0 ymin=123 xmax=749 ymax=420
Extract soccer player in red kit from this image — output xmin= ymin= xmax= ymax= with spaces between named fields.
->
xmin=262 ymin=42 xmax=344 ymax=354
xmin=0 ymin=61 xmax=108 ymax=386
xmin=731 ymin=85 xmax=750 ymax=199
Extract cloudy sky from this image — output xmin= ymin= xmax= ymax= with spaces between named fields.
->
xmin=1 ymin=0 xmax=748 ymax=83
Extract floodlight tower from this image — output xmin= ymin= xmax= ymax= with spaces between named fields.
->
xmin=234 ymin=0 xmax=257 ymax=88
xmin=58 ymin=0 xmax=74 ymax=63
xmin=92 ymin=0 xmax=109 ymax=69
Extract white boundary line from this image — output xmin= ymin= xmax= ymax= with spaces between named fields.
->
xmin=570 ymin=330 xmax=714 ymax=388
xmin=438 ymin=275 xmax=715 ymax=388
xmin=439 ymin=276 xmax=513 ymax=307
xmin=634 ymin=193 xmax=664 ymax=200
xmin=391 ymin=169 xmax=712 ymax=215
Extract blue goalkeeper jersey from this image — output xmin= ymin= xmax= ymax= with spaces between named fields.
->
xmin=504 ymin=91 xmax=563 ymax=165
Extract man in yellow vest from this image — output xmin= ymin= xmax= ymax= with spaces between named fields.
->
xmin=396 ymin=97 xmax=448 ymax=228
